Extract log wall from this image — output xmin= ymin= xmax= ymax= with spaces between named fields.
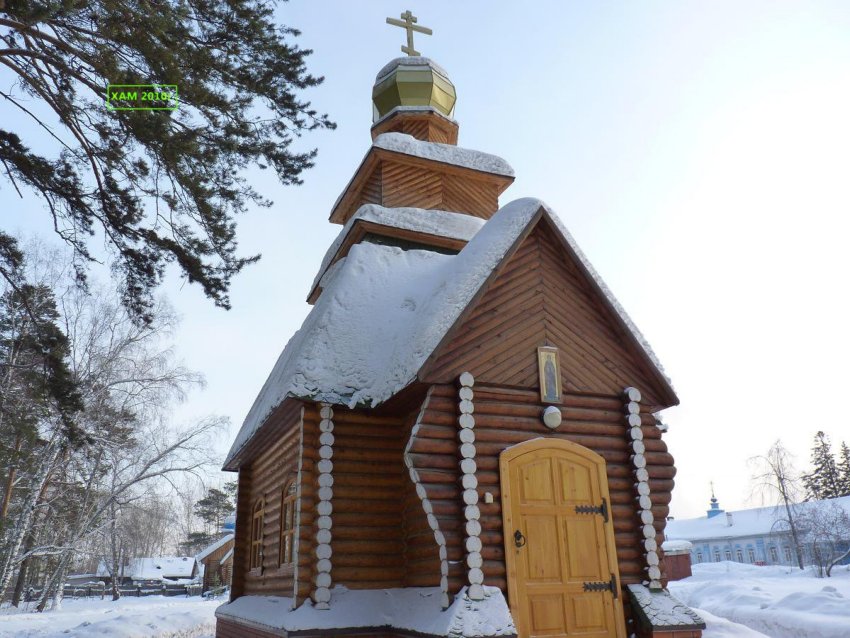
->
xmin=422 ymin=221 xmax=668 ymax=411
xmin=329 ymin=408 xmax=407 ymax=589
xmin=232 ymin=401 xmax=304 ymax=598
xmin=408 ymin=383 xmax=675 ymax=596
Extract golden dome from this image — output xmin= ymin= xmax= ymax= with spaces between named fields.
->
xmin=372 ymin=57 xmax=456 ymax=122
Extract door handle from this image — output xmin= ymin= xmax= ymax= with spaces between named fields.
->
xmin=514 ymin=529 xmax=526 ymax=548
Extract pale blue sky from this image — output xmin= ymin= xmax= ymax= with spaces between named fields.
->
xmin=5 ymin=1 xmax=850 ymax=518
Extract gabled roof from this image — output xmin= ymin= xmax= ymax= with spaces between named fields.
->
xmin=224 ymin=198 xmax=676 ymax=468
xmin=195 ymin=534 xmax=234 ymax=562
xmin=328 ymin=133 xmax=514 ymax=224
xmin=308 ymin=204 xmax=484 ymax=303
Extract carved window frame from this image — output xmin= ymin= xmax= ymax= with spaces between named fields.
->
xmin=279 ymin=478 xmax=297 ymax=567
xmin=250 ymin=498 xmax=265 ymax=572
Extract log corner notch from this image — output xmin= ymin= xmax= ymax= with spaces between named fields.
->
xmin=313 ymin=403 xmax=335 ymax=610
xmin=403 ymin=388 xmax=452 ymax=610
xmin=457 ymin=372 xmax=484 ymax=601
xmin=623 ymin=387 xmax=663 ymax=591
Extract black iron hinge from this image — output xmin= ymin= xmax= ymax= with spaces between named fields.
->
xmin=582 ymin=573 xmax=618 ymax=599
xmin=574 ymin=497 xmax=609 ymax=523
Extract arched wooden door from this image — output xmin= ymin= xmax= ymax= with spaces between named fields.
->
xmin=500 ymin=438 xmax=625 ymax=638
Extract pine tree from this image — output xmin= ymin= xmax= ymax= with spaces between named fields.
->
xmin=1 ymin=0 xmax=335 ymax=324
xmin=802 ymin=431 xmax=842 ymax=500
xmin=838 ymin=442 xmax=850 ymax=497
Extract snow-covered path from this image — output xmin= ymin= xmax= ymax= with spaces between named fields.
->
xmin=669 ymin=562 xmax=850 ymax=638
xmin=0 ymin=595 xmax=219 ymax=638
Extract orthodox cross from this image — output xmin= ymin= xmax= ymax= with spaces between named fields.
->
xmin=386 ymin=10 xmax=432 ymax=57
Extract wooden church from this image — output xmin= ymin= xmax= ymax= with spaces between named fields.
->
xmin=216 ymin=14 xmax=705 ymax=638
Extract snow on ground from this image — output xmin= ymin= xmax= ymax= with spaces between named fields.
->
xmin=669 ymin=561 xmax=850 ymax=638
xmin=0 ymin=595 xmax=221 ymax=638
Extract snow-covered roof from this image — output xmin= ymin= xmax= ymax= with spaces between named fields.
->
xmin=309 ymin=204 xmax=485 ymax=298
xmin=375 ymin=133 xmax=514 ymax=178
xmin=131 ymin=557 xmax=197 ymax=580
xmin=215 ymin=585 xmax=515 ymax=637
xmin=220 ymin=548 xmax=234 ymax=564
xmin=627 ymin=584 xmax=705 ymax=631
xmin=666 ymin=496 xmax=850 ymax=542
xmin=225 ymin=197 xmax=674 ymax=467
xmin=662 ymin=539 xmax=694 ymax=554
xmin=196 ymin=534 xmax=234 ymax=562
xmin=96 ymin=556 xmax=197 ymax=580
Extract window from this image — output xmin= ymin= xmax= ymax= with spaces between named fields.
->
xmin=769 ymin=546 xmax=778 ymax=563
xmin=713 ymin=550 xmax=721 ymax=562
xmin=784 ymin=547 xmax=792 ymax=563
xmin=279 ymin=479 xmax=297 ymax=566
xmin=736 ymin=549 xmax=743 ymax=563
xmin=747 ymin=548 xmax=755 ymax=563
xmin=724 ymin=550 xmax=732 ymax=561
xmin=250 ymin=499 xmax=265 ymax=571
xmin=696 ymin=552 xmax=703 ymax=564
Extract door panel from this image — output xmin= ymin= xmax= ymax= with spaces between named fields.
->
xmin=501 ymin=439 xmax=625 ymax=638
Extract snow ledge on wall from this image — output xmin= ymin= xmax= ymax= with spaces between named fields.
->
xmin=215 ymin=586 xmax=517 ymax=638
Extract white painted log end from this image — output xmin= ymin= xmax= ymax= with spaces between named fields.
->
xmin=319 ymin=419 xmax=334 ymax=433
xmin=466 ymin=552 xmax=483 ymax=569
xmin=318 ymin=445 xmax=334 ymax=460
xmin=468 ymin=568 xmax=484 ymax=585
xmin=468 ymin=583 xmax=485 ymax=601
xmin=463 ymin=489 xmax=479 ymax=506
xmin=464 ymin=505 xmax=481 ymax=521
xmin=318 ymin=473 xmax=334 ymax=488
xmin=314 ymin=586 xmax=331 ymax=603
xmin=459 ymin=372 xmax=475 ymax=387
xmin=461 ymin=473 xmax=478 ymax=490
xmin=314 ymin=572 xmax=332 ymax=588
xmin=465 ymin=520 xmax=482 ymax=537
xmin=319 ymin=432 xmax=335 ymax=447
xmin=319 ymin=405 xmax=334 ymax=420
xmin=317 ymin=501 xmax=333 ymax=517
xmin=460 ymin=442 xmax=477 ymax=459
xmin=459 ymin=386 xmax=474 ymax=401
xmin=465 ymin=536 xmax=483 ymax=553
xmin=459 ymin=428 xmax=475 ymax=444
xmin=316 ymin=543 xmax=332 ymax=560
xmin=316 ymin=528 xmax=332 ymax=545
xmin=317 ymin=459 xmax=333 ymax=475
xmin=459 ymin=414 xmax=475 ymax=430
xmin=459 ymin=458 xmax=477 ymax=475
xmin=317 ymin=486 xmax=333 ymax=502
xmin=459 ymin=399 xmax=475 ymax=415
xmin=624 ymin=387 xmax=642 ymax=402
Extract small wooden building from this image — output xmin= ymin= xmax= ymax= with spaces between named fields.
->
xmin=197 ymin=534 xmax=235 ymax=592
xmin=216 ymin=52 xmax=703 ymax=638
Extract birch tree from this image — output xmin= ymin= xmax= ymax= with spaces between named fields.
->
xmin=750 ymin=440 xmax=806 ymax=569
